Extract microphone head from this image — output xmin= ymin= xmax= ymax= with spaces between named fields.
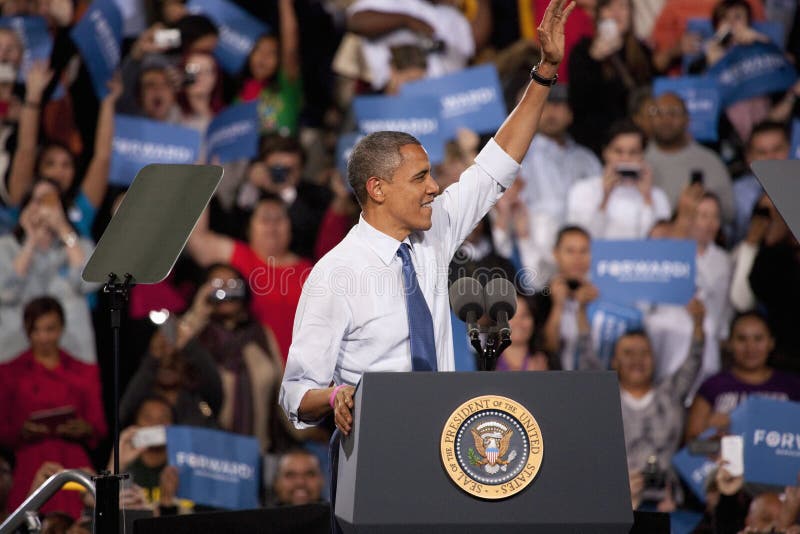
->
xmin=484 ymin=277 xmax=517 ymax=321
xmin=448 ymin=277 xmax=485 ymax=322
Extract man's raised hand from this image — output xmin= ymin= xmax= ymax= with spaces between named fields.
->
xmin=537 ymin=0 xmax=577 ymax=67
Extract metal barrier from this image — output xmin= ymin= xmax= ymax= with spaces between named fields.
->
xmin=0 ymin=469 xmax=95 ymax=533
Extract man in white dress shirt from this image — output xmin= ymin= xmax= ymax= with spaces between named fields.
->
xmin=280 ymin=0 xmax=577 ymax=437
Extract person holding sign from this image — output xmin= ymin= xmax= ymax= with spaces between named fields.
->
xmin=685 ymin=312 xmax=800 ymax=441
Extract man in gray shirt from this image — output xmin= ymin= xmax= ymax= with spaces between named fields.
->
xmin=645 ymin=92 xmax=735 ymax=225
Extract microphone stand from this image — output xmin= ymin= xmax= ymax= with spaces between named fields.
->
xmin=476 ymin=326 xmax=512 ymax=372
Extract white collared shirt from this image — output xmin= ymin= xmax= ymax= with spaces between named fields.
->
xmin=280 ymin=139 xmax=518 ymax=427
xmin=566 ymin=176 xmax=672 ymax=239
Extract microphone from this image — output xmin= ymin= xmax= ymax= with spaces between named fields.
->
xmin=484 ymin=278 xmax=517 ymax=337
xmin=448 ymin=277 xmax=485 ymax=337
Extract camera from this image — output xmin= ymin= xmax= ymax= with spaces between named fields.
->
xmin=566 ymin=279 xmax=582 ymax=292
xmin=207 ymin=278 xmax=246 ymax=303
xmin=715 ymin=28 xmax=733 ymax=47
xmin=690 ymin=170 xmax=704 ymax=186
xmin=154 ymin=29 xmax=181 ymax=50
xmin=615 ymin=163 xmax=641 ymax=181
xmin=642 ymin=455 xmax=666 ymax=490
xmin=268 ymin=165 xmax=292 ymax=184
xmin=419 ymin=37 xmax=447 ymax=54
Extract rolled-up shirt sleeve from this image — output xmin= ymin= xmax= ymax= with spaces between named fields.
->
xmin=434 ymin=138 xmax=519 ymax=259
xmin=279 ymin=266 xmax=353 ymax=428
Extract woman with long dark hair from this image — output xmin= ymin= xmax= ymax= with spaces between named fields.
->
xmin=568 ymin=0 xmax=653 ymax=155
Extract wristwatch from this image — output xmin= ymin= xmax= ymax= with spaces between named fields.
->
xmin=530 ymin=64 xmax=558 ymax=87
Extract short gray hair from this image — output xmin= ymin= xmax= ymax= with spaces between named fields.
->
xmin=347 ymin=131 xmax=421 ymax=206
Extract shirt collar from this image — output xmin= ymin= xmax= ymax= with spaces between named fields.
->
xmin=355 ymin=215 xmax=408 ymax=266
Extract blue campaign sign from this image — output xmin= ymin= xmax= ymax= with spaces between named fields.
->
xmin=672 ymin=446 xmax=716 ymax=502
xmin=790 ymin=119 xmax=800 ymax=160
xmin=400 ymin=64 xmax=507 ymax=138
xmin=707 ymin=42 xmax=797 ymax=107
xmin=187 ymin=0 xmax=269 ymax=74
xmin=336 ymin=131 xmax=364 ymax=177
xmin=167 ymin=426 xmax=260 ymax=510
xmin=353 ymin=94 xmax=445 ymax=163
xmin=205 ymin=101 xmax=259 ymax=163
xmin=654 ymin=76 xmax=721 ymax=142
xmin=70 ymin=0 xmax=123 ymax=99
xmin=728 ymin=397 xmax=800 ymax=487
xmin=591 ymin=239 xmax=696 ymax=306
xmin=110 ymin=115 xmax=201 ymax=186
xmin=0 ymin=16 xmax=52 ymax=81
xmin=586 ymin=300 xmax=643 ymax=368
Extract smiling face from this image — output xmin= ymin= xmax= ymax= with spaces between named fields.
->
xmin=613 ymin=333 xmax=655 ymax=389
xmin=249 ymin=36 xmax=280 ymax=82
xmin=374 ymin=143 xmax=440 ymax=237
xmin=730 ymin=316 xmax=773 ymax=373
xmin=273 ymin=452 xmax=324 ymax=506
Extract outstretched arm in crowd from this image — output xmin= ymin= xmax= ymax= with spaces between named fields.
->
xmin=347 ymin=10 xmax=435 ymax=39
xmin=279 ymin=0 xmax=301 ymax=82
xmin=493 ymin=0 xmax=576 ymax=163
xmin=665 ymin=298 xmax=705 ymax=400
xmin=81 ymin=75 xmax=123 ymax=208
xmin=186 ymin=207 xmax=234 ymax=267
xmin=6 ymin=62 xmax=53 ymax=205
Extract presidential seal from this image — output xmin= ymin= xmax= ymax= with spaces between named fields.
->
xmin=440 ymin=395 xmax=543 ymax=499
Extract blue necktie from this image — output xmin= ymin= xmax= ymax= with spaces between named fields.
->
xmin=397 ymin=243 xmax=438 ymax=371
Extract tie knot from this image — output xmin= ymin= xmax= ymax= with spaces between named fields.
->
xmin=396 ymin=243 xmax=412 ymax=264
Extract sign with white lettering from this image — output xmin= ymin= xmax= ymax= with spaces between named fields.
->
xmin=591 ymin=239 xmax=697 ymax=306
xmin=205 ymin=101 xmax=259 ymax=163
xmin=110 ymin=115 xmax=201 ymax=186
xmin=400 ymin=64 xmax=507 ymax=138
xmin=353 ymin=94 xmax=445 ymax=163
xmin=729 ymin=397 xmax=800 ymax=487
xmin=187 ymin=0 xmax=269 ymax=74
xmin=70 ymin=0 xmax=123 ymax=98
xmin=167 ymin=425 xmax=259 ymax=509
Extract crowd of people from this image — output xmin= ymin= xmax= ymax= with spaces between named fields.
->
xmin=0 ymin=0 xmax=798 ymax=532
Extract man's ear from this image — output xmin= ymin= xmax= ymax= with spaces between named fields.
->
xmin=366 ymin=176 xmax=385 ymax=204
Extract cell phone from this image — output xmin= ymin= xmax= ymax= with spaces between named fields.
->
xmin=751 ymin=205 xmax=771 ymax=218
xmin=0 ymin=63 xmax=15 ymax=84
xmin=598 ymin=18 xmax=619 ymax=41
xmin=716 ymin=28 xmax=733 ymax=47
xmin=154 ymin=29 xmax=181 ymax=49
xmin=616 ymin=163 xmax=641 ymax=180
xmin=690 ymin=170 xmax=704 ymax=186
xmin=132 ymin=425 xmax=167 ymax=449
xmin=207 ymin=278 xmax=246 ymax=303
xmin=268 ymin=165 xmax=291 ymax=184
xmin=720 ymin=435 xmax=744 ymax=477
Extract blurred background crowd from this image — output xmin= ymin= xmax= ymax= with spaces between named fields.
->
xmin=0 ymin=0 xmax=799 ymax=532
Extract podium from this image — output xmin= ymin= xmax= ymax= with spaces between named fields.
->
xmin=335 ymin=371 xmax=633 ymax=533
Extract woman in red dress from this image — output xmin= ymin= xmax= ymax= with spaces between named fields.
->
xmin=0 ymin=297 xmax=106 ymax=518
